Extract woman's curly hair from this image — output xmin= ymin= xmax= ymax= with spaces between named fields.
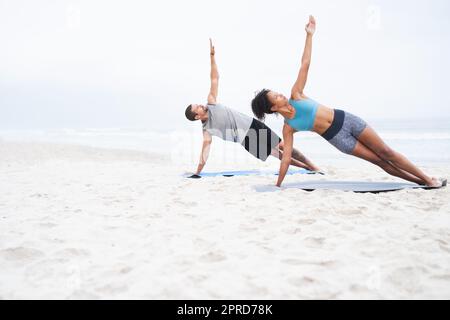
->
xmin=251 ymin=89 xmax=274 ymax=121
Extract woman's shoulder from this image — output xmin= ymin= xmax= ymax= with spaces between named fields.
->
xmin=290 ymin=93 xmax=310 ymax=101
xmin=290 ymin=90 xmax=309 ymax=99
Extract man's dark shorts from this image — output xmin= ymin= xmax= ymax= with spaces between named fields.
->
xmin=242 ymin=119 xmax=282 ymax=161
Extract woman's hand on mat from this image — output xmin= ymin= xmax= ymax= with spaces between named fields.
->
xmin=209 ymin=38 xmax=215 ymax=56
xmin=262 ymin=185 xmax=282 ymax=192
xmin=305 ymin=15 xmax=316 ymax=35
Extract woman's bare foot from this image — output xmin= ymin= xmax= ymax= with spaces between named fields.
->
xmin=427 ymin=177 xmax=444 ymax=188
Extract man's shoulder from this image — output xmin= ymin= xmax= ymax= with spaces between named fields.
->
xmin=208 ymin=103 xmax=252 ymax=121
xmin=212 ymin=103 xmax=239 ymax=114
xmin=207 ymin=102 xmax=220 ymax=108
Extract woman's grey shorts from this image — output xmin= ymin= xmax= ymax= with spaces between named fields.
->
xmin=321 ymin=109 xmax=367 ymax=154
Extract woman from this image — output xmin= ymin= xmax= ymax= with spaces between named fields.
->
xmin=251 ymin=15 xmax=445 ymax=188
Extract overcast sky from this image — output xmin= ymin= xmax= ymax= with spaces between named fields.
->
xmin=1 ymin=0 xmax=449 ymax=131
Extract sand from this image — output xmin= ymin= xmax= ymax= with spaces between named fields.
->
xmin=0 ymin=140 xmax=449 ymax=299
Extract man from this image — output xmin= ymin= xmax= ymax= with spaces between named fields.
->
xmin=185 ymin=39 xmax=320 ymax=177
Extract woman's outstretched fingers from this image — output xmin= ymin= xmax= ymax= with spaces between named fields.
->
xmin=305 ymin=15 xmax=316 ymax=34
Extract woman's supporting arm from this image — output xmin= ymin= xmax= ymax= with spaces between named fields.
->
xmin=276 ymin=124 xmax=294 ymax=187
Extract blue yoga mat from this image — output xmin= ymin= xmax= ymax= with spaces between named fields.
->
xmin=254 ymin=180 xmax=446 ymax=193
xmin=185 ymin=168 xmax=318 ymax=178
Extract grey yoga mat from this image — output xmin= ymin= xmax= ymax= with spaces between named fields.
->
xmin=254 ymin=180 xmax=447 ymax=193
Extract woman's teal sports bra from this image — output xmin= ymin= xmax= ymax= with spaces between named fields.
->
xmin=285 ymin=98 xmax=319 ymax=131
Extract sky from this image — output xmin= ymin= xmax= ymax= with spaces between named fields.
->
xmin=0 ymin=0 xmax=449 ymax=131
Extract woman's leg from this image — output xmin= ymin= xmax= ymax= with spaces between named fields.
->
xmin=351 ymin=141 xmax=424 ymax=184
xmin=356 ymin=126 xmax=438 ymax=186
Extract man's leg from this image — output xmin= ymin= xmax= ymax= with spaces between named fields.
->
xmin=269 ymin=147 xmax=310 ymax=169
xmin=277 ymin=141 xmax=320 ymax=171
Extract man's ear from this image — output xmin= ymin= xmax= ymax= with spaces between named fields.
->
xmin=194 ymin=115 xmax=200 ymax=120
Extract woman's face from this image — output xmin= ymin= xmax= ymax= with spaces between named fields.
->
xmin=267 ymin=91 xmax=288 ymax=110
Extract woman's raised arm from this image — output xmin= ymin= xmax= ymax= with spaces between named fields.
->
xmin=291 ymin=15 xmax=316 ymax=100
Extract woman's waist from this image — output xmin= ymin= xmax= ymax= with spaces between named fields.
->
xmin=312 ymin=105 xmax=336 ymax=134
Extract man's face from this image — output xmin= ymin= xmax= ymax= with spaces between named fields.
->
xmin=191 ymin=104 xmax=208 ymax=119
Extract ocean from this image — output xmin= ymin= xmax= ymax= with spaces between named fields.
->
xmin=1 ymin=118 xmax=449 ymax=167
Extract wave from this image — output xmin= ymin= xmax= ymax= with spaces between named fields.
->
xmin=2 ymin=128 xmax=450 ymax=142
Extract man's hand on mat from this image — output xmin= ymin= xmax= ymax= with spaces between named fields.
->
xmin=305 ymin=15 xmax=316 ymax=35
xmin=209 ymin=38 xmax=215 ymax=56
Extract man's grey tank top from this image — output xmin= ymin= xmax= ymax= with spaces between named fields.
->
xmin=202 ymin=104 xmax=253 ymax=143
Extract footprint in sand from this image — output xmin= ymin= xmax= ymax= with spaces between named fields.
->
xmin=193 ymin=238 xmax=216 ymax=249
xmin=39 ymin=222 xmax=58 ymax=228
xmin=282 ymin=258 xmax=306 ymax=265
xmin=173 ymin=197 xmax=198 ymax=207
xmin=95 ymin=284 xmax=129 ymax=295
xmin=282 ymin=227 xmax=302 ymax=235
xmin=438 ymin=243 xmax=450 ymax=253
xmin=0 ymin=247 xmax=45 ymax=262
xmin=199 ymin=251 xmax=227 ymax=263
xmin=101 ymin=264 xmax=133 ymax=278
xmin=189 ymin=274 xmax=209 ymax=283
xmin=117 ymin=266 xmax=133 ymax=275
xmin=297 ymin=218 xmax=316 ymax=225
xmin=239 ymin=225 xmax=258 ymax=232
xmin=387 ymin=266 xmax=425 ymax=294
xmin=30 ymin=193 xmax=49 ymax=198
xmin=289 ymin=276 xmax=316 ymax=287
xmin=336 ymin=208 xmax=364 ymax=216
xmin=303 ymin=237 xmax=326 ymax=248
xmin=67 ymin=291 xmax=100 ymax=299
xmin=431 ymin=274 xmax=450 ymax=281
xmin=282 ymin=258 xmax=336 ymax=267
xmin=54 ymin=248 xmax=90 ymax=258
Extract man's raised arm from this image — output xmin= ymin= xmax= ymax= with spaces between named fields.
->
xmin=207 ymin=38 xmax=219 ymax=105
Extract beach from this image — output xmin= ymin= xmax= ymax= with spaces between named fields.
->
xmin=2 ymin=0 xmax=450 ymax=301
xmin=1 ymin=138 xmax=449 ymax=299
